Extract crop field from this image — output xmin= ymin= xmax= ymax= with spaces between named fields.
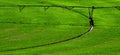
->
xmin=0 ymin=0 xmax=120 ymax=55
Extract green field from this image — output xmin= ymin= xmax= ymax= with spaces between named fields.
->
xmin=0 ymin=0 xmax=120 ymax=55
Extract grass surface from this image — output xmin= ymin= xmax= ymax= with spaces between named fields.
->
xmin=0 ymin=0 xmax=120 ymax=55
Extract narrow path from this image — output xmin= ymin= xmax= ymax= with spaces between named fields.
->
xmin=0 ymin=2 xmax=94 ymax=52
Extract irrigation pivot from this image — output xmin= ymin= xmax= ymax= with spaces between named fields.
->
xmin=0 ymin=4 xmax=120 ymax=12
xmin=0 ymin=3 xmax=120 ymax=52
xmin=0 ymin=4 xmax=120 ymax=8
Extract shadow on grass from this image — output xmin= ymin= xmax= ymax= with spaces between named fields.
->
xmin=39 ymin=1 xmax=88 ymax=18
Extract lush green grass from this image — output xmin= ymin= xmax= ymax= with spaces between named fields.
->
xmin=0 ymin=0 xmax=120 ymax=55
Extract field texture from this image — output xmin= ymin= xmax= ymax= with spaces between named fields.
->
xmin=0 ymin=0 xmax=120 ymax=55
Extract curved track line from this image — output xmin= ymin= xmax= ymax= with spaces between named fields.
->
xmin=0 ymin=19 xmax=94 ymax=52
xmin=0 ymin=3 xmax=94 ymax=52
xmin=0 ymin=26 xmax=94 ymax=52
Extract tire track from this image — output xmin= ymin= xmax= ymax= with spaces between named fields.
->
xmin=0 ymin=2 xmax=94 ymax=52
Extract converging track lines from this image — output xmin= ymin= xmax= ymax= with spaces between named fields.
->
xmin=0 ymin=2 xmax=93 ymax=52
xmin=2 ymin=1 xmax=119 ymax=52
